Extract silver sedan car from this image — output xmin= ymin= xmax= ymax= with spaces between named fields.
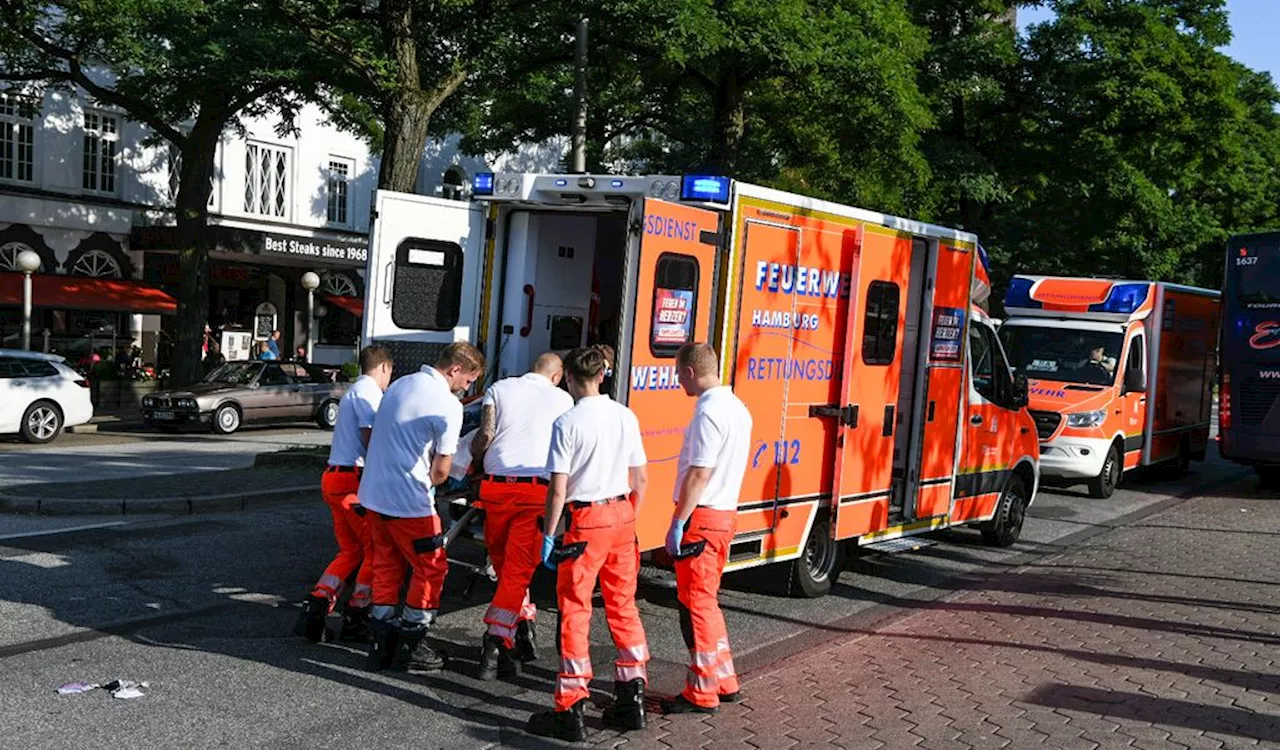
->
xmin=141 ymin=360 xmax=349 ymax=434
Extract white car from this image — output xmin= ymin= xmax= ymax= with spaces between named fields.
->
xmin=0 ymin=349 xmax=94 ymax=443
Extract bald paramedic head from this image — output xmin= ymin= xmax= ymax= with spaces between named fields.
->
xmin=676 ymin=342 xmax=721 ymax=397
xmin=532 ymin=351 xmax=564 ymax=386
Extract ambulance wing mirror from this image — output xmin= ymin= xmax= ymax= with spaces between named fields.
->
xmin=1124 ymin=367 xmax=1146 ymax=394
xmin=1011 ymin=373 xmax=1029 ymax=410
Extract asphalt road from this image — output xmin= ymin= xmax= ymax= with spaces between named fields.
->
xmin=0 ymin=450 xmax=1254 ymax=749
xmin=0 ymin=424 xmax=333 ymax=488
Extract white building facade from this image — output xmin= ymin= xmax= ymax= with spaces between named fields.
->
xmin=0 ymin=86 xmax=563 ymax=369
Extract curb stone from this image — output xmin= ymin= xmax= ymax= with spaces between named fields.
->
xmin=0 ymin=484 xmax=319 ymax=516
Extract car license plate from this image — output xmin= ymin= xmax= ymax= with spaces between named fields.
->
xmin=154 ymin=410 xmax=175 ymax=420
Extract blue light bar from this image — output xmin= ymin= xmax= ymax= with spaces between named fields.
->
xmin=473 ymin=172 xmax=494 ymax=196
xmin=680 ymin=175 xmax=730 ymax=203
xmin=1003 ymin=276 xmax=1040 ymax=309
xmin=1089 ymin=283 xmax=1149 ymax=315
xmin=977 ymin=243 xmax=991 ymax=274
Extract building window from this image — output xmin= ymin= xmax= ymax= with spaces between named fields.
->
xmin=0 ymin=93 xmax=37 ymax=183
xmin=244 ymin=142 xmax=290 ymax=218
xmin=167 ymin=145 xmax=218 ymax=208
xmin=83 ymin=111 xmax=119 ymax=193
xmin=0 ymin=241 xmax=44 ymax=273
xmin=326 ymin=158 xmax=351 ymax=225
xmin=70 ymin=248 xmax=123 ymax=278
xmin=321 ymin=272 xmax=358 ymax=297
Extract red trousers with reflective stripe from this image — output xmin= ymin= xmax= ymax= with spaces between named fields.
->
xmin=675 ymin=507 xmax=739 ymax=708
xmin=369 ymin=512 xmax=448 ymax=613
xmin=311 ymin=470 xmax=372 ymax=609
xmin=554 ymin=499 xmax=649 ymax=711
xmin=480 ymin=479 xmax=543 ymax=648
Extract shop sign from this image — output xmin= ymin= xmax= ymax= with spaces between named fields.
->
xmin=262 ymin=233 xmax=368 ymax=264
xmin=254 ymin=302 xmax=278 ymax=340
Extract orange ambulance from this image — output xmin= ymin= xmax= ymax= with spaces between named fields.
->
xmin=363 ymin=174 xmax=1041 ymax=596
xmin=999 ymin=276 xmax=1219 ymax=498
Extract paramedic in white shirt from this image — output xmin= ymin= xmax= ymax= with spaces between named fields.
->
xmin=526 ymin=347 xmax=650 ymax=742
xmin=357 ymin=342 xmax=486 ymax=675
xmin=661 ymin=342 xmax=752 ymax=716
xmin=469 ymin=352 xmax=574 ymax=680
xmin=294 ymin=344 xmax=393 ymax=644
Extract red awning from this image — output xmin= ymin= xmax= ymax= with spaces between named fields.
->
xmin=0 ymin=273 xmax=178 ymax=315
xmin=324 ymin=293 xmax=364 ymax=317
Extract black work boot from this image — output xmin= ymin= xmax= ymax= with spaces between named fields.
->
xmin=393 ymin=625 xmax=446 ymax=674
xmin=661 ymin=693 xmax=719 ymax=715
xmin=340 ymin=606 xmax=371 ymax=642
xmin=514 ymin=619 xmax=538 ymax=663
xmin=293 ymin=595 xmax=328 ymax=642
xmin=527 ymin=698 xmax=587 ymax=742
xmin=602 ymin=678 xmax=647 ymax=731
xmin=365 ymin=618 xmax=399 ymax=672
xmin=478 ymin=634 xmax=520 ymax=681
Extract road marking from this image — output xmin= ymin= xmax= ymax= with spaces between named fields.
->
xmin=0 ymin=521 xmax=128 ymax=541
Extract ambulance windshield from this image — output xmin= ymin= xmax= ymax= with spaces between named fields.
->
xmin=998 ymin=325 xmax=1124 ymax=386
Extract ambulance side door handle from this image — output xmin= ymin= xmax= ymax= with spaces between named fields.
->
xmin=520 ymin=284 xmax=536 ymax=337
xmin=807 ymin=403 xmax=859 ymax=427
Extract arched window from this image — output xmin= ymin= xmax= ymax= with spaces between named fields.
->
xmin=0 ymin=242 xmax=44 ymax=273
xmin=70 ymin=248 xmax=123 ymax=278
xmin=442 ymin=166 xmax=467 ymax=201
xmin=322 ymin=272 xmax=358 ymax=297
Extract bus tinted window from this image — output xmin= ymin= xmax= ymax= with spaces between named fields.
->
xmin=1228 ymin=241 xmax=1280 ymax=308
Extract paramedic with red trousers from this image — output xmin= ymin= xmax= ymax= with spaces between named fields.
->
xmin=295 ymin=344 xmax=393 ymax=643
xmin=527 ymin=347 xmax=650 ymax=742
xmin=357 ymin=343 xmax=486 ymax=674
xmin=469 ymin=352 xmax=574 ymax=679
xmin=662 ymin=342 xmax=752 ymax=714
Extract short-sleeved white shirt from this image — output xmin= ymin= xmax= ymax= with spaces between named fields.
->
xmin=327 ymin=374 xmax=382 ymax=467
xmin=674 ymin=386 xmax=753 ymax=512
xmin=482 ymin=372 xmax=575 ymax=479
xmin=546 ymin=395 xmax=646 ymax=503
xmin=357 ymin=367 xmax=463 ymax=518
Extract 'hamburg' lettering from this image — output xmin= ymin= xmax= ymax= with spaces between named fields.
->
xmin=751 ymin=308 xmax=820 ymax=330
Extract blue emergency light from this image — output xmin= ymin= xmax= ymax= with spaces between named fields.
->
xmin=554 ymin=178 xmax=569 ymax=187
xmin=1003 ymin=276 xmax=1041 ymax=309
xmin=680 ymin=175 xmax=731 ymax=204
xmin=473 ymin=172 xmax=495 ymax=196
xmin=1089 ymin=283 xmax=1149 ymax=315
xmin=610 ymin=179 xmax=625 ymax=188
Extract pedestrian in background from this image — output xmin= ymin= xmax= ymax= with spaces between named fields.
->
xmin=662 ymin=342 xmax=751 ymax=715
xmin=527 ymin=346 xmax=649 ymax=742
xmin=257 ymin=341 xmax=277 ymax=361
xmin=295 ymin=344 xmax=394 ymax=643
xmin=357 ymin=342 xmax=485 ymax=675
xmin=267 ymin=329 xmax=282 ymax=359
xmin=469 ymin=352 xmax=574 ymax=681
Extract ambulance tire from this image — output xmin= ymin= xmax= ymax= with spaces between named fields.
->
xmin=1087 ymin=443 xmax=1122 ymax=499
xmin=980 ymin=476 xmax=1028 ymax=547
xmin=790 ymin=517 xmax=845 ymax=599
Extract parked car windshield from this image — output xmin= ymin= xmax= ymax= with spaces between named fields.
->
xmin=998 ymin=325 xmax=1124 ymax=386
xmin=203 ymin=362 xmax=261 ymax=385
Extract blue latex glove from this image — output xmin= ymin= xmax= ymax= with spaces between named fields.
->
xmin=665 ymin=517 xmax=686 ymax=558
xmin=541 ymin=534 xmax=557 ymax=570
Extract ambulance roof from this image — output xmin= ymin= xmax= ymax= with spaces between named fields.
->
xmin=1003 ymin=275 xmax=1155 ymax=323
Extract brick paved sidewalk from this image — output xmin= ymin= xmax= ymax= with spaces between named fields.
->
xmin=602 ymin=485 xmax=1280 ymax=749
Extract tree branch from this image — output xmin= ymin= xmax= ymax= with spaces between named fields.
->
xmin=273 ymin=0 xmax=388 ymax=94
xmin=425 ymin=67 xmax=468 ymax=110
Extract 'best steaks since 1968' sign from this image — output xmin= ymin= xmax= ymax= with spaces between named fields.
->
xmin=262 ymin=232 xmax=368 ymax=265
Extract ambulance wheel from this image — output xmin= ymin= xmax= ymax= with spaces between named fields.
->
xmin=980 ymin=476 xmax=1027 ymax=547
xmin=212 ymin=404 xmax=241 ymax=435
xmin=317 ymin=399 xmax=339 ymax=430
xmin=1088 ymin=443 xmax=1122 ymax=499
xmin=790 ymin=517 xmax=844 ymax=598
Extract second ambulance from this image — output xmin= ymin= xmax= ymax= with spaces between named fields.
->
xmin=999 ymin=276 xmax=1219 ymax=498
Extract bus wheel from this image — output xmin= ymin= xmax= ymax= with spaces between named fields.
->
xmin=790 ymin=517 xmax=845 ymax=599
xmin=980 ymin=476 xmax=1027 ymax=547
xmin=1088 ymin=443 xmax=1122 ymax=499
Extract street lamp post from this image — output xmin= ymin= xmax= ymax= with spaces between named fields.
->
xmin=301 ymin=272 xmax=320 ymax=363
xmin=16 ymin=249 xmax=41 ymax=351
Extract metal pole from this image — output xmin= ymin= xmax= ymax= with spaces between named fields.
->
xmin=306 ymin=289 xmax=315 ymax=363
xmin=571 ymin=17 xmax=588 ymax=173
xmin=21 ymin=271 xmax=32 ymax=351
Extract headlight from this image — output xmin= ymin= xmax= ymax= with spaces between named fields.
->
xmin=142 ymin=397 xmax=155 ymax=407
xmin=1066 ymin=409 xmax=1107 ymax=428
xmin=178 ymin=398 xmax=198 ymax=409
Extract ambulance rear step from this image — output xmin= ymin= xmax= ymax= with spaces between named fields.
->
xmin=860 ymin=537 xmax=937 ymax=554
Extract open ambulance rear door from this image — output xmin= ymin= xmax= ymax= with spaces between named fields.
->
xmin=363 ymin=190 xmax=488 ymax=378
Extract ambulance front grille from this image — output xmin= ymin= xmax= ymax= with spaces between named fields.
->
xmin=1238 ymin=377 xmax=1280 ymax=426
xmin=1029 ymin=410 xmax=1061 ymax=440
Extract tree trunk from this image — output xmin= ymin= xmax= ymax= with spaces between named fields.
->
xmin=378 ymin=89 xmax=432 ymax=192
xmin=170 ymin=124 xmax=220 ymax=386
xmin=711 ymin=71 xmax=745 ymax=175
